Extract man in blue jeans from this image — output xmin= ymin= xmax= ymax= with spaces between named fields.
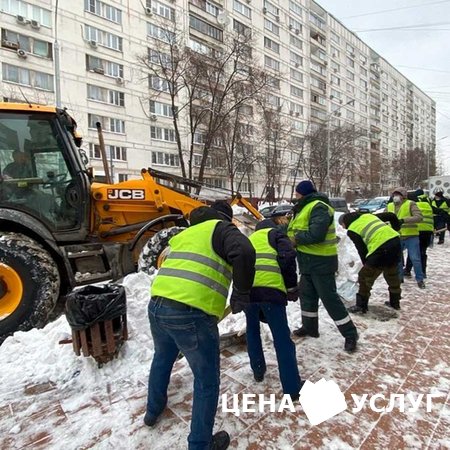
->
xmin=386 ymin=187 xmax=425 ymax=289
xmin=244 ymin=218 xmax=303 ymax=399
xmin=145 ymin=202 xmax=255 ymax=450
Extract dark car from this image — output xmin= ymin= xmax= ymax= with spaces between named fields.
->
xmin=271 ymin=204 xmax=293 ymax=217
xmin=357 ymin=196 xmax=390 ymax=213
xmin=329 ymin=197 xmax=349 ymax=213
xmin=259 ymin=205 xmax=278 ymax=218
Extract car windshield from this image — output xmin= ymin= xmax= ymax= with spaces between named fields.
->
xmin=364 ymin=199 xmax=384 ymax=207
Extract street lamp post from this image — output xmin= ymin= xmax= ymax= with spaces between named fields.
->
xmin=326 ymin=99 xmax=354 ymax=196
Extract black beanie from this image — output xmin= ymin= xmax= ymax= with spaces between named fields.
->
xmin=211 ymin=200 xmax=233 ymax=221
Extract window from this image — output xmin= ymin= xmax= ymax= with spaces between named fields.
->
xmin=360 ymin=79 xmax=368 ymax=90
xmin=346 ymin=56 xmax=355 ymax=68
xmin=290 ymin=85 xmax=303 ymax=98
xmin=311 ymin=108 xmax=327 ymax=120
xmin=289 ymin=17 xmax=302 ymax=33
xmin=233 ymin=0 xmax=251 ymax=18
xmin=346 ymin=43 xmax=355 ymax=54
xmin=148 ymin=49 xmax=172 ymax=68
xmin=84 ymin=25 xmax=122 ymax=51
xmin=289 ymin=0 xmax=302 ymax=16
xmin=264 ymin=19 xmax=279 ymax=36
xmin=360 ymin=67 xmax=367 ymax=77
xmin=233 ymin=19 xmax=251 ymax=36
xmin=309 ymin=12 xmax=325 ymax=30
xmin=88 ymin=114 xmax=125 ymax=133
xmin=292 ymin=120 xmax=305 ymax=132
xmin=118 ymin=174 xmax=128 ymax=182
xmin=152 ymin=151 xmax=180 ymax=167
xmin=290 ymin=51 xmax=302 ymax=67
xmin=330 ymin=31 xmax=340 ymax=44
xmin=346 ymin=70 xmax=354 ymax=81
xmin=264 ymin=0 xmax=279 ymax=16
xmin=203 ymin=178 xmax=226 ymax=189
xmin=266 ymin=94 xmax=281 ymax=108
xmin=290 ymin=68 xmax=303 ymax=83
xmin=312 ymin=93 xmax=326 ymax=105
xmin=330 ymin=88 xmax=341 ymax=99
xmin=264 ymin=36 xmax=279 ymax=53
xmin=87 ymin=85 xmax=124 ymax=106
xmin=146 ymin=0 xmax=175 ymax=21
xmin=150 ymin=100 xmax=174 ymax=117
xmin=346 ymin=110 xmax=355 ymax=120
xmin=151 ymin=126 xmax=176 ymax=142
xmin=147 ymin=23 xmax=175 ymax=43
xmin=346 ymin=83 xmax=355 ymax=94
xmin=86 ymin=55 xmax=124 ymax=78
xmin=84 ymin=0 xmax=122 ymax=24
xmin=2 ymin=63 xmax=53 ymax=90
xmin=290 ymin=102 xmax=303 ymax=115
xmin=331 ymin=74 xmax=340 ymax=86
xmin=189 ymin=15 xmax=223 ymax=41
xmin=290 ymin=35 xmax=302 ymax=50
xmin=1 ymin=0 xmax=52 ymax=27
xmin=149 ymin=75 xmax=172 ymax=93
xmin=311 ymin=76 xmax=326 ymax=90
xmin=331 ymin=60 xmax=340 ymax=72
xmin=310 ymin=61 xmax=326 ymax=76
xmin=193 ymin=154 xmax=212 ymax=168
xmin=1 ymin=29 xmax=52 ymax=58
xmin=264 ymin=55 xmax=280 ymax=71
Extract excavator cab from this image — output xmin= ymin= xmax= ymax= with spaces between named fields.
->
xmin=0 ymin=105 xmax=91 ymax=240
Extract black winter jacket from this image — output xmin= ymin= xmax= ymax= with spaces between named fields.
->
xmin=291 ymin=192 xmax=338 ymax=274
xmin=249 ymin=219 xmax=298 ymax=305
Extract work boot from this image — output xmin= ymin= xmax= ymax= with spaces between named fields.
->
xmin=417 ymin=281 xmax=426 ymax=289
xmin=404 ymin=271 xmax=412 ymax=278
xmin=293 ymin=327 xmax=320 ymax=338
xmin=347 ymin=294 xmax=369 ymax=314
xmin=143 ymin=412 xmax=158 ymax=427
xmin=254 ymin=372 xmax=265 ymax=382
xmin=211 ymin=431 xmax=230 ymax=450
xmin=344 ymin=333 xmax=359 ymax=353
xmin=385 ymin=292 xmax=401 ymax=310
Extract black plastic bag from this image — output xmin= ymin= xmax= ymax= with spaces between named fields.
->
xmin=66 ymin=284 xmax=126 ymax=331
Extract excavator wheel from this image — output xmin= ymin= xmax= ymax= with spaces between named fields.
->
xmin=0 ymin=233 xmax=60 ymax=344
xmin=138 ymin=226 xmax=186 ymax=274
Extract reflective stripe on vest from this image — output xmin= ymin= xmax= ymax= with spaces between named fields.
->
xmin=348 ymin=214 xmax=399 ymax=257
xmin=287 ymin=200 xmax=338 ymax=256
xmin=432 ymin=199 xmax=450 ymax=215
xmin=387 ymin=200 xmax=419 ymax=237
xmin=416 ymin=201 xmax=434 ymax=232
xmin=249 ymin=228 xmax=286 ymax=293
xmin=150 ymin=219 xmax=232 ymax=318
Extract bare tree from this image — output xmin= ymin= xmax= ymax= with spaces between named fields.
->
xmin=393 ymin=147 xmax=430 ymax=188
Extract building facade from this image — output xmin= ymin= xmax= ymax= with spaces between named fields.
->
xmin=0 ymin=0 xmax=436 ymax=198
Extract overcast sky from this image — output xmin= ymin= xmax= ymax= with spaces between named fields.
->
xmin=317 ymin=0 xmax=450 ymax=174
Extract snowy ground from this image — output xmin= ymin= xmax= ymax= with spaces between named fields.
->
xmin=1 ymin=228 xmax=449 ymax=449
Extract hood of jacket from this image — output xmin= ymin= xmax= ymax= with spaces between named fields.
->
xmin=293 ymin=191 xmax=331 ymax=214
xmin=392 ymin=187 xmax=408 ymax=198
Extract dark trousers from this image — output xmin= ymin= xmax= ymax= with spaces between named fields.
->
xmin=244 ymin=302 xmax=301 ymax=395
xmin=146 ymin=299 xmax=220 ymax=450
xmin=298 ymin=273 xmax=357 ymax=338
xmin=358 ymin=264 xmax=401 ymax=299
xmin=405 ymin=231 xmax=433 ymax=276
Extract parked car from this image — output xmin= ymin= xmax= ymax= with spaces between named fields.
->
xmin=357 ymin=196 xmax=390 ymax=213
xmin=329 ymin=197 xmax=349 ymax=213
xmin=259 ymin=205 xmax=278 ymax=218
xmin=270 ymin=203 xmax=293 ymax=217
xmin=350 ymin=198 xmax=368 ymax=209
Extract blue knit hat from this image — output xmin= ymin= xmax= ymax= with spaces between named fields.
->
xmin=295 ymin=180 xmax=316 ymax=196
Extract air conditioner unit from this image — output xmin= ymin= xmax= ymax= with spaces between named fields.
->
xmin=246 ymin=0 xmax=251 ymax=3
xmin=295 ymin=62 xmax=300 ymax=68
xmin=2 ymin=40 xmax=20 ymax=50
xmin=150 ymin=114 xmax=158 ymax=121
xmin=277 ymin=106 xmax=282 ymax=112
xmin=145 ymin=7 xmax=153 ymax=16
xmin=16 ymin=15 xmax=27 ymax=25
xmin=333 ymin=68 xmax=337 ymax=73
xmin=289 ymin=110 xmax=294 ymax=115
xmin=350 ymin=52 xmax=355 ymax=57
xmin=116 ymin=76 xmax=124 ymax=85
xmin=332 ymin=53 xmax=337 ymax=57
xmin=17 ymin=48 xmax=27 ymax=59
xmin=323 ymin=61 xmax=328 ymax=66
xmin=262 ymin=7 xmax=267 ymax=14
xmin=289 ymin=24 xmax=294 ymax=30
xmin=89 ymin=40 xmax=98 ymax=48
xmin=295 ymin=112 xmax=300 ymax=117
xmin=295 ymin=29 xmax=300 ymax=35
xmin=275 ymin=15 xmax=280 ymax=22
xmin=92 ymin=67 xmax=105 ymax=74
xmin=30 ymin=20 xmax=40 ymax=29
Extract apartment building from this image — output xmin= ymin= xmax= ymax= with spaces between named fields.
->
xmin=0 ymin=0 xmax=436 ymax=197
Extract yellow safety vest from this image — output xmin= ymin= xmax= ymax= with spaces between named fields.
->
xmin=151 ymin=220 xmax=232 ymax=318
xmin=287 ymin=200 xmax=337 ymax=256
xmin=249 ymin=228 xmax=286 ymax=293
xmin=387 ymin=200 xmax=419 ymax=237
xmin=348 ymin=214 xmax=399 ymax=257
xmin=416 ymin=201 xmax=434 ymax=232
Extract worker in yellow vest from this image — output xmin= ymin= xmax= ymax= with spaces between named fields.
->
xmin=244 ymin=218 xmax=303 ymax=400
xmin=405 ymin=189 xmax=434 ymax=277
xmin=432 ymin=191 xmax=450 ymax=244
xmin=288 ymin=180 xmax=358 ymax=353
xmin=339 ymin=212 xmax=402 ymax=311
xmin=385 ymin=187 xmax=424 ymax=288
xmin=145 ymin=202 xmax=255 ymax=450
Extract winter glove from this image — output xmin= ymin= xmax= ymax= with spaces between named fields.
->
xmin=230 ymin=289 xmax=250 ymax=314
xmin=398 ymin=219 xmax=404 ymax=226
xmin=286 ymin=286 xmax=299 ymax=302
